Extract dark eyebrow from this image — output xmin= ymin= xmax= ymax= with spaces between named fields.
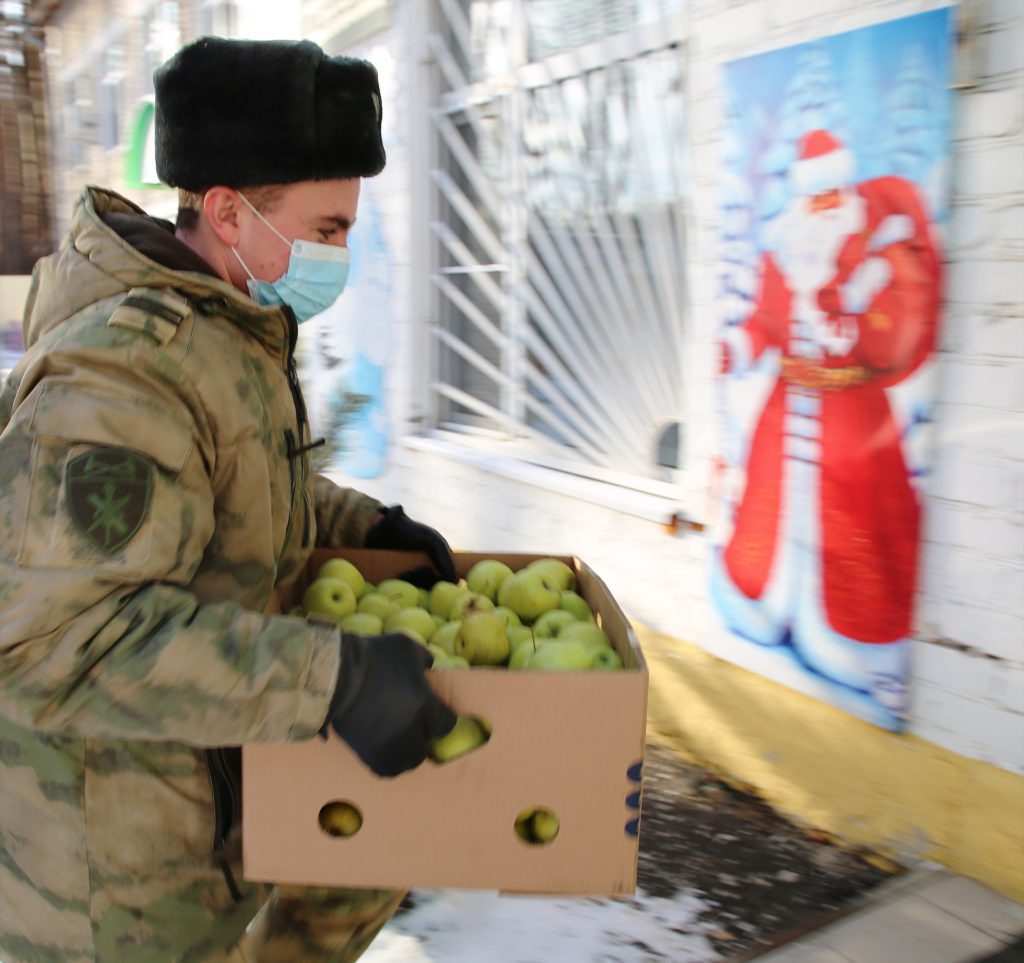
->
xmin=318 ymin=215 xmax=356 ymax=230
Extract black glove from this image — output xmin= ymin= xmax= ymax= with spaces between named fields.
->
xmin=324 ymin=632 xmax=457 ymax=777
xmin=364 ymin=505 xmax=458 ymax=585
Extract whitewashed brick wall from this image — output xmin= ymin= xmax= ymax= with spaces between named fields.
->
xmin=328 ymin=0 xmax=1024 ymax=774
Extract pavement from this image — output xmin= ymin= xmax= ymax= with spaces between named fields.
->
xmin=359 ymin=743 xmax=1024 ymax=962
xmin=360 ymin=866 xmax=1024 ymax=962
xmin=751 ymin=866 xmax=1024 ymax=963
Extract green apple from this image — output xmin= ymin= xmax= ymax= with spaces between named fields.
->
xmin=319 ymin=801 xmax=363 ymax=838
xmin=338 ymin=612 xmax=384 ymax=636
xmin=394 ymin=627 xmax=428 ymax=646
xmin=532 ymin=609 xmax=578 ymax=639
xmin=527 ymin=638 xmax=593 ymax=671
xmin=316 ymin=558 xmax=365 ymax=599
xmin=492 ymin=606 xmax=522 ymax=628
xmin=359 ymin=581 xmax=375 ymax=598
xmin=559 ymin=621 xmax=611 ymax=649
xmin=513 ymin=806 xmax=558 ymax=844
xmin=357 ymin=592 xmax=401 ymax=622
xmin=445 ymin=587 xmax=472 ymax=619
xmin=526 ymin=557 xmax=575 ymax=591
xmin=431 ymin=620 xmax=461 ymax=655
xmin=508 ymin=637 xmax=536 ymax=670
xmin=449 ymin=590 xmax=495 ymax=621
xmin=385 ymin=607 xmax=437 ymax=643
xmin=590 ymin=645 xmax=624 ymax=671
xmin=507 ymin=625 xmax=534 ymax=649
xmin=531 ymin=809 xmax=560 ymax=842
xmin=497 ymin=569 xmax=561 ymax=622
xmin=512 ymin=807 xmax=536 ymax=840
xmin=428 ymin=580 xmax=464 ymax=618
xmin=375 ymin=579 xmax=422 ymax=610
xmin=431 ymin=613 xmax=446 ymax=629
xmin=427 ymin=643 xmax=469 ymax=668
xmin=514 ymin=809 xmax=535 ymax=842
xmin=418 ymin=587 xmax=431 ymax=609
xmin=559 ymin=590 xmax=593 ymax=621
xmin=427 ymin=715 xmax=489 ymax=762
xmin=302 ymin=577 xmax=357 ymax=621
xmin=465 ymin=559 xmax=514 ymax=602
xmin=454 ymin=611 xmax=510 ymax=666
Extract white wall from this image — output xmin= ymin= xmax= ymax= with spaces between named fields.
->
xmin=327 ymin=0 xmax=1024 ymax=775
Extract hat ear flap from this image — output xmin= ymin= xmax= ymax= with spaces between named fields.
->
xmin=314 ymin=57 xmax=386 ymax=180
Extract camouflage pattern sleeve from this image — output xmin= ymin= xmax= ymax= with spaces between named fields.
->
xmin=0 ymin=376 xmax=340 ymax=745
xmin=311 ymin=473 xmax=384 ymax=548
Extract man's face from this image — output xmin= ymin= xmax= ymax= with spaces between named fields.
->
xmin=234 ymin=178 xmax=361 ymax=285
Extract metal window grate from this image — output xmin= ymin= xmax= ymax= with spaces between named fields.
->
xmin=430 ymin=0 xmax=688 ymax=483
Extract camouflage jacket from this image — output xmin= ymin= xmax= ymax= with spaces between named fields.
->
xmin=0 ymin=186 xmax=384 ymax=961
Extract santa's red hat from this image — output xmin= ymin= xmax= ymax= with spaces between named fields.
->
xmin=790 ymin=129 xmax=855 ymax=196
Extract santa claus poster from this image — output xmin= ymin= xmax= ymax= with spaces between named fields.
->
xmin=710 ymin=8 xmax=953 ymax=731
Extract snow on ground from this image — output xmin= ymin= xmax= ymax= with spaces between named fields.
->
xmin=361 ymin=887 xmax=723 ymax=962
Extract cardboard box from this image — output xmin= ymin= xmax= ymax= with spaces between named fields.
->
xmin=243 ymin=549 xmax=648 ymax=895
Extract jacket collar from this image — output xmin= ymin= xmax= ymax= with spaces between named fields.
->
xmin=72 ymin=186 xmax=296 ymax=361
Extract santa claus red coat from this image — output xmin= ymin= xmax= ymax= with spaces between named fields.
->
xmin=722 ymin=171 xmax=942 ymax=644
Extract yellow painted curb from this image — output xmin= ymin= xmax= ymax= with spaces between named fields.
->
xmin=637 ymin=624 xmax=1024 ymax=903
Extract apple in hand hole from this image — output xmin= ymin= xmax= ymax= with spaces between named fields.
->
xmin=514 ymin=806 xmax=559 ymax=845
xmin=427 ymin=715 xmax=490 ymax=763
xmin=302 ymin=577 xmax=357 ymax=621
xmin=319 ymin=800 xmax=363 ymax=838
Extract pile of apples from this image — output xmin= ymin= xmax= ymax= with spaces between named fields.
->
xmin=299 ymin=556 xmax=625 ymax=674
xmin=301 ymin=556 xmax=622 ymax=843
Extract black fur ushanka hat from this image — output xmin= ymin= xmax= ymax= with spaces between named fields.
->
xmin=154 ymin=36 xmax=386 ymax=189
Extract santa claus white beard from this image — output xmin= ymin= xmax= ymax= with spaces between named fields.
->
xmin=775 ymin=193 xmax=866 ymax=297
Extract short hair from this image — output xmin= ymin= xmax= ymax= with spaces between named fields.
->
xmin=175 ymin=184 xmax=287 ymax=233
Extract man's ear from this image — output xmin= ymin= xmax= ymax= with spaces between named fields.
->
xmin=203 ymin=187 xmax=243 ymax=246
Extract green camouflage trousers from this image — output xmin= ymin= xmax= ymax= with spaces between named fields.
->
xmin=226 ymin=887 xmax=404 ymax=963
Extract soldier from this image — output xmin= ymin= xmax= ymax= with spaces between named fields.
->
xmin=0 ymin=36 xmax=459 ymax=962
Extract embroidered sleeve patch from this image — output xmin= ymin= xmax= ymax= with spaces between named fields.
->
xmin=66 ymin=448 xmax=153 ymax=553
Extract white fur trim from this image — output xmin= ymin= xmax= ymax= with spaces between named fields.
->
xmin=721 ymin=324 xmax=753 ymax=374
xmin=842 ymin=257 xmax=893 ymax=314
xmin=868 ymin=214 xmax=915 ymax=251
xmin=790 ymin=147 xmax=855 ymax=195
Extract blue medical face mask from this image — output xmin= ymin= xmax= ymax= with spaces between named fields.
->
xmin=232 ymin=193 xmax=350 ymax=323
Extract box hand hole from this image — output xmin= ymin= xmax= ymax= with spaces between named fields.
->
xmin=319 ymin=800 xmax=363 ymax=838
xmin=514 ymin=806 xmax=560 ymax=846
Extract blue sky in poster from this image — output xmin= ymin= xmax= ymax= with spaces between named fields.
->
xmin=722 ymin=8 xmax=954 ymax=249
